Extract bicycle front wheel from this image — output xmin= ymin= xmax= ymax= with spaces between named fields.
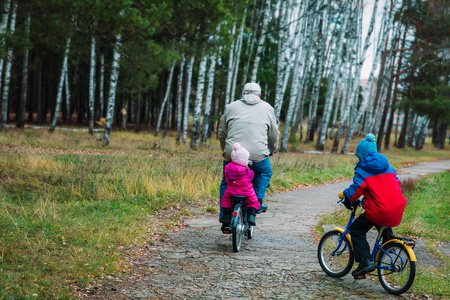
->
xmin=376 ymin=242 xmax=416 ymax=295
xmin=317 ymin=230 xmax=354 ymax=277
xmin=232 ymin=206 xmax=244 ymax=252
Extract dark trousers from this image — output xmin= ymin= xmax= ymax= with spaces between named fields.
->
xmin=349 ymin=213 xmax=394 ymax=262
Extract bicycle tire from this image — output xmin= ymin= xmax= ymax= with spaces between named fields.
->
xmin=375 ymin=242 xmax=416 ymax=295
xmin=317 ymin=230 xmax=354 ymax=277
xmin=232 ymin=206 xmax=244 ymax=252
xmin=247 ymin=226 xmax=254 ymax=239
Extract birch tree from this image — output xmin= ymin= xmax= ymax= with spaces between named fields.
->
xmin=182 ymin=56 xmax=194 ymax=144
xmin=17 ymin=7 xmax=31 ymax=129
xmin=88 ymin=37 xmax=96 ymax=134
xmin=306 ymin=4 xmax=327 ymax=142
xmin=176 ymin=57 xmax=185 ymax=144
xmin=1 ymin=1 xmax=17 ymax=132
xmin=316 ymin=3 xmax=351 ymax=150
xmin=341 ymin=0 xmax=397 ymax=154
xmin=273 ymin=0 xmax=291 ymax=121
xmin=49 ymin=36 xmax=71 ymax=132
xmin=250 ymin=0 xmax=270 ymax=83
xmin=65 ymin=72 xmax=71 ymax=124
xmin=102 ymin=20 xmax=122 ymax=145
xmin=0 ymin=0 xmax=11 ymax=96
xmin=331 ymin=0 xmax=378 ymax=153
xmin=99 ymin=55 xmax=105 ymax=119
xmin=190 ymin=55 xmax=208 ymax=148
xmin=225 ymin=23 xmax=236 ymax=105
xmin=155 ymin=62 xmax=176 ymax=136
xmin=280 ymin=0 xmax=309 ymax=151
xmin=202 ymin=51 xmax=219 ymax=145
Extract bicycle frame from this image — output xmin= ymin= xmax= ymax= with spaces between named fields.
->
xmin=333 ymin=201 xmax=416 ymax=269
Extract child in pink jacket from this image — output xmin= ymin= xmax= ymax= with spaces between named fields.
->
xmin=220 ymin=143 xmax=260 ymax=226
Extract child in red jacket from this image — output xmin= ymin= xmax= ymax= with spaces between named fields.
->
xmin=220 ymin=143 xmax=260 ymax=227
xmin=341 ymin=134 xmax=406 ymax=277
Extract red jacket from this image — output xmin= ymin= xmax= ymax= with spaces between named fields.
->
xmin=344 ymin=152 xmax=405 ymax=227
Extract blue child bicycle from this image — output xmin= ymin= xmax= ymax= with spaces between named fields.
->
xmin=317 ymin=197 xmax=416 ymax=295
xmin=222 ymin=195 xmax=254 ymax=252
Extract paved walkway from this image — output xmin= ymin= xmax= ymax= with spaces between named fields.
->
xmin=87 ymin=160 xmax=450 ymax=299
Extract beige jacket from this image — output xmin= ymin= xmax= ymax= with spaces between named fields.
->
xmin=218 ymin=94 xmax=279 ymax=162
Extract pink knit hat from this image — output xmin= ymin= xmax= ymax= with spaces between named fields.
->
xmin=231 ymin=143 xmax=250 ymax=166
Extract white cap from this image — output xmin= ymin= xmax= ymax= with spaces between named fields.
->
xmin=243 ymin=82 xmax=261 ymax=94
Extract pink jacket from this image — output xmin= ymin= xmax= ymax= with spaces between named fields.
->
xmin=221 ymin=162 xmax=260 ymax=210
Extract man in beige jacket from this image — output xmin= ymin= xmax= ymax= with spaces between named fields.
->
xmin=218 ymin=83 xmax=279 ymax=224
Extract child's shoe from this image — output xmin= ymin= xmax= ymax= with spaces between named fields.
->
xmin=219 ymin=208 xmax=231 ymax=224
xmin=352 ymin=257 xmax=375 ymax=277
xmin=247 ymin=207 xmax=257 ymax=226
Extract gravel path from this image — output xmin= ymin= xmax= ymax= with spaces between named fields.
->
xmin=84 ymin=160 xmax=450 ymax=299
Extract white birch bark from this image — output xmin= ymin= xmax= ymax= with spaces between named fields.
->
xmin=332 ymin=0 xmax=376 ymax=152
xmin=415 ymin=115 xmax=429 ymax=150
xmin=155 ymin=62 xmax=176 ymax=136
xmin=190 ymin=55 xmax=208 ymax=148
xmin=250 ymin=0 xmax=270 ymax=83
xmin=341 ymin=0 xmax=397 ymax=154
xmin=49 ymin=36 xmax=71 ymax=132
xmin=182 ymin=56 xmax=194 ymax=144
xmin=225 ymin=23 xmax=236 ymax=105
xmin=0 ymin=0 xmax=11 ymax=95
xmin=65 ymin=72 xmax=71 ymax=124
xmin=306 ymin=5 xmax=327 ymax=142
xmin=279 ymin=0 xmax=308 ymax=150
xmin=242 ymin=0 xmax=263 ymax=86
xmin=1 ymin=1 xmax=17 ymax=132
xmin=102 ymin=23 xmax=122 ymax=145
xmin=230 ymin=19 xmax=245 ymax=104
xmin=99 ymin=55 xmax=105 ymax=118
xmin=316 ymin=4 xmax=351 ymax=150
xmin=88 ymin=37 xmax=96 ymax=134
xmin=202 ymin=51 xmax=218 ymax=146
xmin=17 ymin=8 xmax=31 ymax=129
xmin=273 ymin=0 xmax=290 ymax=121
xmin=176 ymin=56 xmax=185 ymax=144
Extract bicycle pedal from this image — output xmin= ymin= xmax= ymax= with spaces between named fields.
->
xmin=353 ymin=274 xmax=366 ymax=280
xmin=222 ymin=229 xmax=231 ymax=234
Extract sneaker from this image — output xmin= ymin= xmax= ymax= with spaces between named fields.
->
xmin=256 ymin=199 xmax=268 ymax=214
xmin=247 ymin=214 xmax=256 ymax=226
xmin=221 ymin=222 xmax=230 ymax=232
xmin=352 ymin=257 xmax=375 ymax=277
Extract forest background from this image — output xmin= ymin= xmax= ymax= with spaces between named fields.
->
xmin=0 ymin=0 xmax=448 ymax=150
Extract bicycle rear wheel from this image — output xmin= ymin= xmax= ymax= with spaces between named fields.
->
xmin=232 ymin=206 xmax=244 ymax=252
xmin=376 ymin=242 xmax=416 ymax=295
xmin=318 ymin=230 xmax=354 ymax=277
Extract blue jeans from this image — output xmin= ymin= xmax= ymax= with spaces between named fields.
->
xmin=219 ymin=157 xmax=273 ymax=218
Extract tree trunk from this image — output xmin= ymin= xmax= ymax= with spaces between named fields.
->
xmin=0 ymin=1 xmax=16 ymax=132
xmin=102 ymin=26 xmax=122 ymax=145
xmin=49 ymin=36 xmax=71 ymax=132
xmin=225 ymin=23 xmax=236 ymax=105
xmin=202 ymin=51 xmax=218 ymax=146
xmin=250 ymin=0 xmax=270 ymax=83
xmin=190 ymin=55 xmax=208 ymax=149
xmin=155 ymin=62 xmax=176 ymax=136
xmin=176 ymin=57 xmax=185 ymax=144
xmin=182 ymin=56 xmax=194 ymax=144
xmin=99 ymin=55 xmax=105 ymax=119
xmin=16 ymin=8 xmax=31 ymax=129
xmin=88 ymin=37 xmax=96 ymax=134
xmin=64 ymin=72 xmax=71 ymax=124
xmin=316 ymin=4 xmax=351 ymax=150
xmin=332 ymin=0 xmax=377 ymax=153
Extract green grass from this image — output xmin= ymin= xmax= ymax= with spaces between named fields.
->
xmin=1 ymin=129 xmax=449 ymax=298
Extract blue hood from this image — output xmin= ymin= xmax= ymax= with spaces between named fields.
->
xmin=357 ymin=152 xmax=389 ymax=174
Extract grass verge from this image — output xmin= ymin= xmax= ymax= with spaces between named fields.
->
xmin=1 ymin=129 xmax=449 ymax=298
